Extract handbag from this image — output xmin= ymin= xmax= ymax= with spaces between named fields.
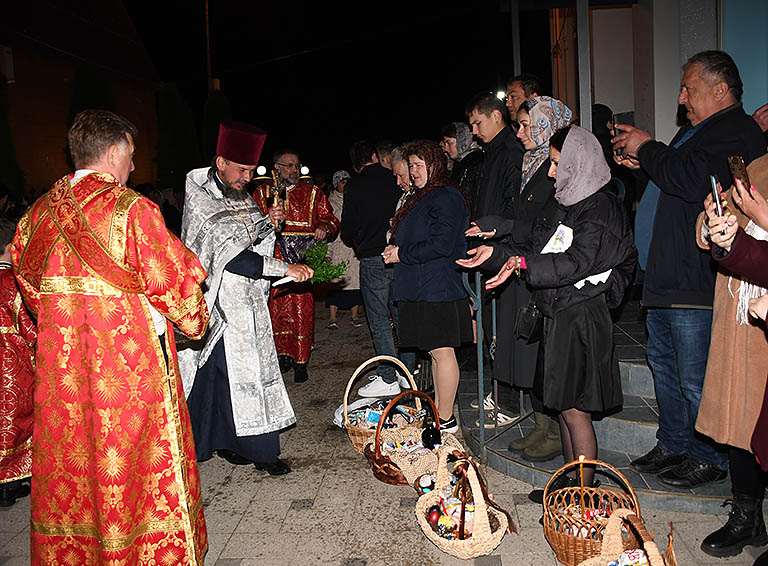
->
xmin=514 ymin=301 xmax=544 ymax=344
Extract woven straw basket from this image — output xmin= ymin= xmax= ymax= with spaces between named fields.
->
xmin=343 ymin=355 xmax=422 ymax=453
xmin=543 ymin=458 xmax=642 ymax=566
xmin=577 ymin=508 xmax=676 ymax=566
xmin=362 ymin=389 xmax=463 ymax=486
xmin=415 ymin=448 xmax=508 ymax=559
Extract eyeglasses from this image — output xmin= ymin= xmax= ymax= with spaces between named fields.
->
xmin=276 ymin=162 xmax=300 ymax=170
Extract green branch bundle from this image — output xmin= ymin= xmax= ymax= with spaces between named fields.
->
xmin=299 ymin=241 xmax=347 ymax=283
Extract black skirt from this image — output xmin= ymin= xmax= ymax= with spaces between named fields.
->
xmin=533 ymin=294 xmax=622 ymax=413
xmin=398 ymin=298 xmax=473 ymax=351
xmin=325 ymin=289 xmax=363 ymax=309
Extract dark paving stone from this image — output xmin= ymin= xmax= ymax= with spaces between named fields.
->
xmin=342 ymin=559 xmax=367 ymax=566
xmin=399 ymin=496 xmax=418 ymax=508
xmin=614 ymin=405 xmax=658 ymax=424
xmin=613 ymin=332 xmax=643 ymax=346
xmin=215 ymin=560 xmax=243 ymax=566
xmin=615 ymin=344 xmax=648 ymax=362
xmin=474 ymin=556 xmax=502 ymax=565
xmin=289 ymin=498 xmax=314 ymax=511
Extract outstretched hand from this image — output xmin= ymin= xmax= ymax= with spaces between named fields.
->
xmin=485 ymin=256 xmax=521 ymax=290
xmin=455 ymin=245 xmax=493 ymax=269
xmin=465 ymin=222 xmax=497 ymax=239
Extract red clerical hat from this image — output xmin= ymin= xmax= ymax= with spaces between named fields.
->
xmin=216 ymin=120 xmax=267 ymax=166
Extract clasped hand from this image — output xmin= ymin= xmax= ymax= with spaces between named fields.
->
xmin=268 ymin=200 xmax=286 ymax=224
xmin=382 ymin=245 xmax=399 ymax=264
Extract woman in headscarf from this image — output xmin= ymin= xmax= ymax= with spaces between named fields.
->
xmin=460 ymin=125 xmax=637 ymax=499
xmin=325 ymin=170 xmax=363 ymax=329
xmin=382 ymin=140 xmax=471 ymax=433
xmin=461 ymin=96 xmax=573 ymax=453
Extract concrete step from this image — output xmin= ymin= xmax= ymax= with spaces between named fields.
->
xmin=593 ymin=394 xmax=658 ymax=456
xmin=458 ymin=406 xmax=731 ymax=515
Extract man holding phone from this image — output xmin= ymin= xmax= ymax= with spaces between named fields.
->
xmin=612 ymin=51 xmax=765 ymax=500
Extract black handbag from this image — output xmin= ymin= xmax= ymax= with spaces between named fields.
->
xmin=514 ymin=301 xmax=544 ymax=344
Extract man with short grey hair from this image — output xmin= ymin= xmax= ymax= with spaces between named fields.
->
xmin=613 ymin=51 xmax=765 ymax=538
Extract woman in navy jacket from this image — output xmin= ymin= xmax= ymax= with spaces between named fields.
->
xmin=382 ymin=140 xmax=471 ymax=433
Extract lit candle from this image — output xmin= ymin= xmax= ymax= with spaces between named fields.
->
xmin=578 ymin=454 xmax=585 ymax=512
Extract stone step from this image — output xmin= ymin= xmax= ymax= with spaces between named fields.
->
xmin=458 ymin=410 xmax=731 ymax=515
xmin=593 ymin=394 xmax=658 ymax=456
xmin=619 ymin=360 xmax=654 ymax=398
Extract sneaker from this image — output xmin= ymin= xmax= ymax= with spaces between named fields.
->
xmin=629 ymin=444 xmax=686 ymax=474
xmin=657 ymin=456 xmax=728 ymax=489
xmin=439 ymin=415 xmax=459 ymax=434
xmin=474 ymin=410 xmax=518 ymax=428
xmin=351 ymin=317 xmax=363 ymax=327
xmin=470 ymin=393 xmax=496 ymax=410
xmin=358 ymin=375 xmax=400 ymax=397
xmin=396 ymin=371 xmax=411 ymax=389
xmin=327 ymin=320 xmax=338 ymax=330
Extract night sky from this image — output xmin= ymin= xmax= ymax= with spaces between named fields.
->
xmin=124 ymin=1 xmax=551 ymax=176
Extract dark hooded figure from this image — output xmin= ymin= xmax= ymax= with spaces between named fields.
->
xmin=382 ymin=140 xmax=472 ymax=434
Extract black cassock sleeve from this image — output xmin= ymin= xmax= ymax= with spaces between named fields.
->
xmin=225 ymin=249 xmax=265 ymax=279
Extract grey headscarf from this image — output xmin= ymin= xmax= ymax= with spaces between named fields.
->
xmin=554 ymin=126 xmax=611 ymax=207
xmin=453 ymin=122 xmax=480 ymax=161
xmin=332 ymin=170 xmax=351 ymax=187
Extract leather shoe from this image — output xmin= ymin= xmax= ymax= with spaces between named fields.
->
xmin=630 ymin=444 xmax=686 ymax=474
xmin=0 ymin=481 xmax=30 ymax=508
xmin=217 ymin=449 xmax=252 ymax=465
xmin=657 ymin=456 xmax=727 ymax=489
xmin=278 ymin=355 xmax=292 ymax=374
xmin=293 ymin=363 xmax=309 ymax=383
xmin=254 ymin=458 xmax=291 ymax=476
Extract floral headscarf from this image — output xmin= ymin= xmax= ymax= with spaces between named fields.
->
xmin=521 ymin=96 xmax=573 ymax=191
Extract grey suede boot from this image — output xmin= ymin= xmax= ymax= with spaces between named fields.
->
xmin=508 ymin=411 xmax=549 ymax=452
xmin=522 ymin=417 xmax=562 ymax=462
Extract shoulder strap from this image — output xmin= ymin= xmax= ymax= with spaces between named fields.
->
xmin=45 ymin=176 xmax=144 ymax=293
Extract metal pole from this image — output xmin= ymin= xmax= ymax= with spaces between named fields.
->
xmin=475 ymin=271 xmax=485 ymax=462
xmin=576 ymin=0 xmax=592 ymax=131
xmin=511 ymin=0 xmax=521 ymax=75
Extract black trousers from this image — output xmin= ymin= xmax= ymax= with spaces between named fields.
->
xmin=729 ymin=446 xmax=768 ymax=499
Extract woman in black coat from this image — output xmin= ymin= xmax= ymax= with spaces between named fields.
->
xmin=462 ymin=125 xmax=637 ymax=495
xmin=382 ymin=140 xmax=471 ymax=433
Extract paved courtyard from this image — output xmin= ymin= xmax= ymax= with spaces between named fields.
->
xmin=0 ymin=304 xmax=763 ymax=565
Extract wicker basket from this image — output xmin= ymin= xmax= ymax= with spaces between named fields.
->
xmin=542 ymin=458 xmax=642 ymax=566
xmin=343 ymin=355 xmax=422 ymax=453
xmin=415 ymin=448 xmax=509 ymax=559
xmin=577 ymin=508 xmax=676 ymax=566
xmin=362 ymin=390 xmax=463 ymax=486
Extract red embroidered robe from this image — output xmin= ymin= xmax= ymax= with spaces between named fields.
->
xmin=12 ymin=172 xmax=209 ymax=565
xmin=253 ymin=180 xmax=339 ymax=364
xmin=0 ymin=263 xmax=35 ymax=485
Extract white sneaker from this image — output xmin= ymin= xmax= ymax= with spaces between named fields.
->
xmin=396 ymin=371 xmax=411 ymax=389
xmin=469 ymin=393 xmax=496 ymax=410
xmin=358 ymin=375 xmax=401 ymax=397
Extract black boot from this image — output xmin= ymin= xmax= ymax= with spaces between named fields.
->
xmin=701 ymin=494 xmax=768 ymax=557
xmin=293 ymin=362 xmax=309 ymax=383
xmin=0 ymin=480 xmax=31 ymax=507
xmin=278 ymin=355 xmax=292 ymax=374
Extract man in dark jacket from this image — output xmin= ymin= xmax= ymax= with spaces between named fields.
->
xmin=613 ymin=51 xmax=766 ymax=507
xmin=340 ymin=140 xmax=413 ymax=396
xmin=464 ymin=92 xmax=525 ymax=427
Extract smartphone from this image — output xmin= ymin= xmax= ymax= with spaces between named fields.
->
xmin=710 ymin=175 xmax=726 ymax=235
xmin=612 ymin=114 xmax=622 ymax=156
xmin=728 ymin=155 xmax=754 ymax=198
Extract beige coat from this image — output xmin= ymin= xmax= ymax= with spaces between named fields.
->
xmin=695 ymin=156 xmax=768 ymax=451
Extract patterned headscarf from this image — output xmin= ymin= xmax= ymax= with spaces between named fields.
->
xmin=332 ymin=170 xmax=351 ymax=187
xmin=390 ymin=140 xmax=454 ymax=235
xmin=554 ymin=126 xmax=611 ymax=207
xmin=521 ymin=96 xmax=573 ymax=191
xmin=453 ymin=122 xmax=481 ymax=162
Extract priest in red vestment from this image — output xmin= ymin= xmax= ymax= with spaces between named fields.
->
xmin=12 ymin=110 xmax=210 ymax=565
xmin=0 ymin=217 xmax=35 ymax=507
xmin=252 ymin=148 xmax=339 ymax=382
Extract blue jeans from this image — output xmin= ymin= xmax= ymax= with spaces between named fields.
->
xmin=646 ymin=307 xmax=726 ymax=469
xmin=359 ymin=256 xmax=416 ymax=383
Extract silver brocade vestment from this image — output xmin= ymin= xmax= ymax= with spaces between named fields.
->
xmin=177 ymin=167 xmax=296 ymax=436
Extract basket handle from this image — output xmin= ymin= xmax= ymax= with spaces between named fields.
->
xmin=542 ymin=458 xmax=641 ymax=520
xmin=372 ymin=389 xmax=439 ymax=458
xmin=432 ymin=448 xmax=496 ymax=540
xmin=342 ymin=355 xmax=420 ymax=426
xmin=577 ymin=509 xmax=664 ymax=566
